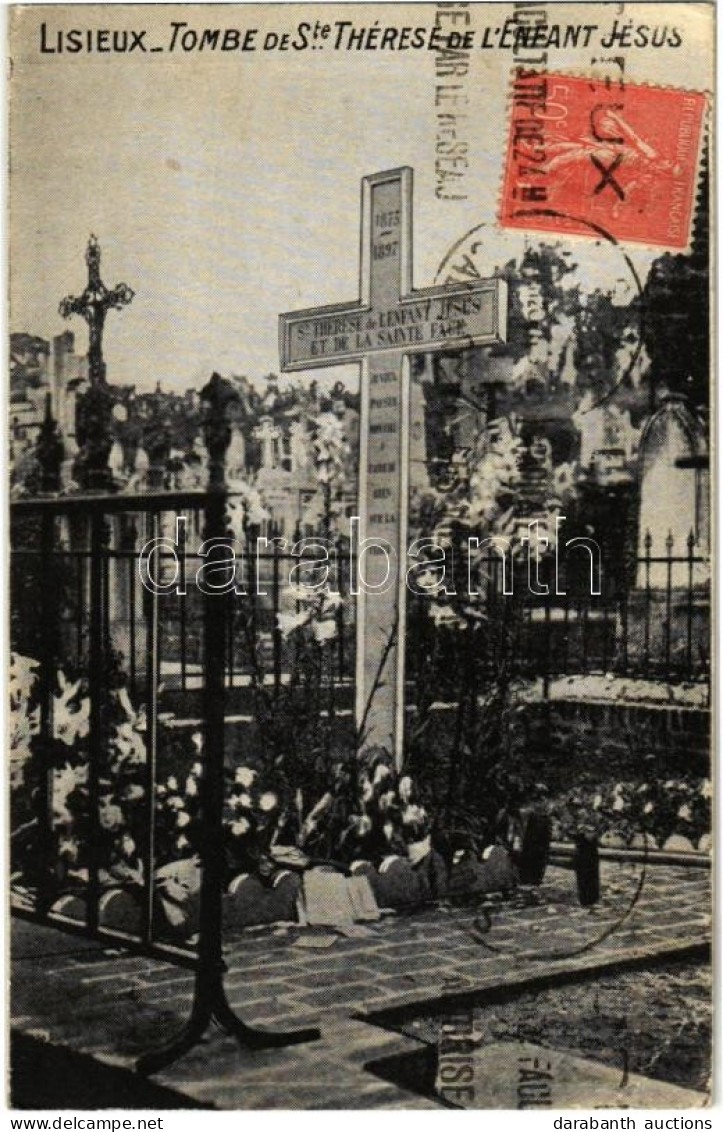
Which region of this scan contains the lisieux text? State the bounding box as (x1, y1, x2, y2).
(38, 19, 684, 55)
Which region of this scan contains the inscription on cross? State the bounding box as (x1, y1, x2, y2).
(280, 168, 507, 766)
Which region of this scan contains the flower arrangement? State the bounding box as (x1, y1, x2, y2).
(9, 651, 203, 895)
(309, 747, 433, 866)
(276, 585, 341, 645)
(154, 732, 204, 864)
(223, 764, 283, 876)
(550, 777, 711, 850)
(9, 652, 40, 792)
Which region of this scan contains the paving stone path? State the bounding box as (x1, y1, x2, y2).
(11, 862, 710, 1109)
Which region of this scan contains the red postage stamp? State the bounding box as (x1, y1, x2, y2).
(499, 72, 707, 250)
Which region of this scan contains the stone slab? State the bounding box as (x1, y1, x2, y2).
(439, 1041, 707, 1110)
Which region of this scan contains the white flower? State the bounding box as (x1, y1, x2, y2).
(312, 618, 338, 644)
(379, 791, 396, 812)
(192, 762, 203, 778)
(373, 763, 391, 786)
(167, 776, 179, 791)
(185, 776, 198, 797)
(592, 794, 602, 810)
(612, 796, 625, 812)
(361, 777, 373, 803)
(701, 780, 712, 799)
(399, 776, 413, 803)
(125, 784, 144, 802)
(116, 687, 135, 723)
(277, 611, 310, 637)
(428, 604, 461, 629)
(259, 792, 278, 812)
(99, 802, 124, 831)
(121, 834, 136, 858)
(644, 802, 654, 814)
(167, 795, 184, 810)
(177, 811, 191, 828)
(9, 653, 39, 707)
(53, 698, 90, 747)
(383, 821, 394, 842)
(235, 767, 256, 788)
(58, 836, 78, 862)
(677, 804, 692, 821)
(238, 793, 252, 809)
(176, 834, 189, 851)
(231, 818, 250, 836)
(403, 804, 426, 825)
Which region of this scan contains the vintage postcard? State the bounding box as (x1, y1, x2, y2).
(8, 1, 713, 1112)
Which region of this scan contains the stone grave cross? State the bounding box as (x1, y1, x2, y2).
(280, 167, 507, 767)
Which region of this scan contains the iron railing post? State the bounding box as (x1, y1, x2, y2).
(137, 373, 320, 1075)
(643, 530, 652, 671)
(141, 513, 160, 946)
(86, 509, 105, 935)
(664, 530, 674, 677)
(686, 529, 695, 677)
(36, 510, 57, 917)
(272, 527, 282, 697)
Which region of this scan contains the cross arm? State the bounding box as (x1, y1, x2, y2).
(58, 281, 135, 321)
(59, 293, 89, 320)
(106, 281, 135, 309)
(280, 277, 508, 372)
(280, 299, 366, 372)
(399, 277, 508, 353)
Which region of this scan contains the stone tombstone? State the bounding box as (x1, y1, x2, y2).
(628, 393, 709, 672)
(636, 394, 709, 586)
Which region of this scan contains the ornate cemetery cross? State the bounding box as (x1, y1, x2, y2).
(280, 168, 507, 767)
(59, 235, 134, 490)
(59, 234, 135, 387)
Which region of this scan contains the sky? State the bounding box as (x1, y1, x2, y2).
(9, 3, 712, 393)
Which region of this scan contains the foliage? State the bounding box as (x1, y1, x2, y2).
(215, 745, 432, 868)
(403, 412, 554, 847)
(154, 734, 204, 866)
(550, 777, 711, 849)
(9, 652, 40, 791)
(641, 155, 709, 409)
(300, 406, 353, 535)
(225, 477, 270, 539)
(9, 651, 200, 892)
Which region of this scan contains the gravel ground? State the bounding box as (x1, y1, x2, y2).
(400, 961, 711, 1094)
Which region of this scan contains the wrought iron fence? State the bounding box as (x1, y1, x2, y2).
(10, 488, 320, 1074)
(158, 527, 356, 697)
(9, 473, 709, 1072)
(404, 531, 711, 699)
